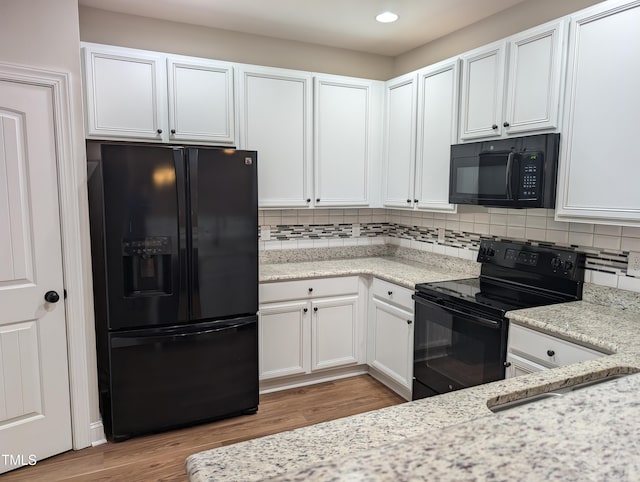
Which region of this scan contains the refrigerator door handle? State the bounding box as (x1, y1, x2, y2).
(187, 147, 201, 319)
(173, 148, 189, 321)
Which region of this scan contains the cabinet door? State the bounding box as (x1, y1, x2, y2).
(82, 44, 167, 141)
(459, 41, 505, 140)
(314, 76, 382, 207)
(311, 296, 360, 371)
(368, 298, 413, 389)
(414, 59, 458, 213)
(383, 73, 417, 208)
(556, 0, 640, 226)
(237, 66, 313, 208)
(167, 56, 234, 144)
(505, 353, 547, 379)
(258, 301, 310, 380)
(503, 20, 566, 135)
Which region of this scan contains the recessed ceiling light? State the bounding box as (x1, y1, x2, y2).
(376, 11, 398, 23)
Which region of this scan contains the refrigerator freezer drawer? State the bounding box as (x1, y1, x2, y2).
(103, 316, 258, 440)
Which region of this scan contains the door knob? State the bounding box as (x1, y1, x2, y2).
(44, 291, 60, 303)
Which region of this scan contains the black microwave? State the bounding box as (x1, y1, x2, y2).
(449, 133, 560, 208)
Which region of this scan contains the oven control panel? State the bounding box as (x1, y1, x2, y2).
(477, 240, 584, 280)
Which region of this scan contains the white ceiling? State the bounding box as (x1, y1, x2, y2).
(78, 0, 529, 56)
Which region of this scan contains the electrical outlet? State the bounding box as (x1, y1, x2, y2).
(438, 227, 445, 243)
(628, 251, 640, 277)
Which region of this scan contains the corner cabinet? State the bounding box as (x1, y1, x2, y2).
(237, 65, 314, 208)
(81, 43, 235, 145)
(555, 0, 640, 227)
(383, 60, 458, 213)
(313, 75, 383, 207)
(505, 323, 604, 379)
(258, 277, 367, 391)
(459, 19, 566, 140)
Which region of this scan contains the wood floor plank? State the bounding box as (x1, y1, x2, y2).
(3, 375, 404, 481)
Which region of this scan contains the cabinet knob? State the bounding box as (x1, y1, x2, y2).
(306, 198, 311, 203)
(313, 307, 318, 312)
(406, 199, 411, 203)
(414, 199, 418, 203)
(504, 361, 512, 367)
(316, 198, 320, 203)
(547, 350, 555, 357)
(387, 290, 393, 296)
(407, 319, 412, 325)
(170, 128, 176, 134)
(491, 124, 498, 130)
(308, 287, 313, 293)
(303, 308, 308, 313)
(156, 128, 163, 134)
(503, 122, 510, 128)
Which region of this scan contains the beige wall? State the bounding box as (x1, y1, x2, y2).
(393, 0, 605, 77)
(79, 6, 394, 80)
(0, 0, 101, 444)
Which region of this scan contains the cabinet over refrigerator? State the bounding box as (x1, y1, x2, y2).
(87, 142, 258, 440)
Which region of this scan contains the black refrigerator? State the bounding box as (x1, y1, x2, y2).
(87, 141, 259, 441)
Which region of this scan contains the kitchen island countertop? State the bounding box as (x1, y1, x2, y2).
(186, 252, 640, 481)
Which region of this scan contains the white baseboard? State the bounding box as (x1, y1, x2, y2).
(89, 421, 107, 447)
(259, 365, 368, 394)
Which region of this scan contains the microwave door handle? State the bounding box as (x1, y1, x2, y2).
(505, 152, 515, 200)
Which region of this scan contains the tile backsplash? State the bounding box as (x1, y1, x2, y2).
(258, 207, 640, 293)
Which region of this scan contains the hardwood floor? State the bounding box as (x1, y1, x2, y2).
(4, 375, 405, 481)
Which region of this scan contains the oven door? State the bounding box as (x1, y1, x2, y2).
(449, 149, 520, 205)
(412, 294, 508, 400)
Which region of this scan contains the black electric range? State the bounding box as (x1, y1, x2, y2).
(412, 239, 585, 400)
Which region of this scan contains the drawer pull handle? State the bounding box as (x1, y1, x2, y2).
(547, 350, 555, 357)
(388, 291, 393, 296)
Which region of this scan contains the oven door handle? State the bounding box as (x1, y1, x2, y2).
(414, 296, 501, 329)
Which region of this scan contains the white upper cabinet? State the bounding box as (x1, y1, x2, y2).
(556, 0, 640, 226)
(237, 65, 313, 208)
(314, 75, 383, 207)
(414, 59, 459, 212)
(383, 72, 418, 209)
(83, 44, 167, 141)
(383, 61, 458, 213)
(82, 43, 235, 145)
(459, 20, 566, 141)
(166, 55, 234, 144)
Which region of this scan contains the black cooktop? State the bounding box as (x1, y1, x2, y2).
(414, 240, 585, 318)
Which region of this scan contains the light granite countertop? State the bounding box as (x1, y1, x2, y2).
(186, 250, 640, 482)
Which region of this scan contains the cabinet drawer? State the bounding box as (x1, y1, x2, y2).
(260, 277, 359, 304)
(371, 278, 414, 312)
(508, 324, 604, 368)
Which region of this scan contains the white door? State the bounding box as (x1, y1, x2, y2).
(237, 66, 313, 208)
(167, 56, 235, 144)
(0, 80, 72, 474)
(314, 75, 375, 207)
(82, 44, 167, 141)
(383, 73, 417, 209)
(459, 41, 505, 140)
(311, 296, 359, 371)
(503, 20, 565, 135)
(258, 301, 310, 380)
(369, 298, 413, 389)
(414, 59, 459, 213)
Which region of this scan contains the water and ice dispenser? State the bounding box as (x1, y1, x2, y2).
(121, 237, 172, 297)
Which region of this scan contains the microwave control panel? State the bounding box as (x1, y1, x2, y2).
(517, 152, 543, 199)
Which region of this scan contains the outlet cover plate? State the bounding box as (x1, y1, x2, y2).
(628, 251, 640, 277)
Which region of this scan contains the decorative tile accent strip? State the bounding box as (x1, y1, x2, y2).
(259, 221, 638, 292)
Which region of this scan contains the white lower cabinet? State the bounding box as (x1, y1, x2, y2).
(367, 278, 414, 400)
(505, 323, 605, 379)
(258, 277, 366, 390)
